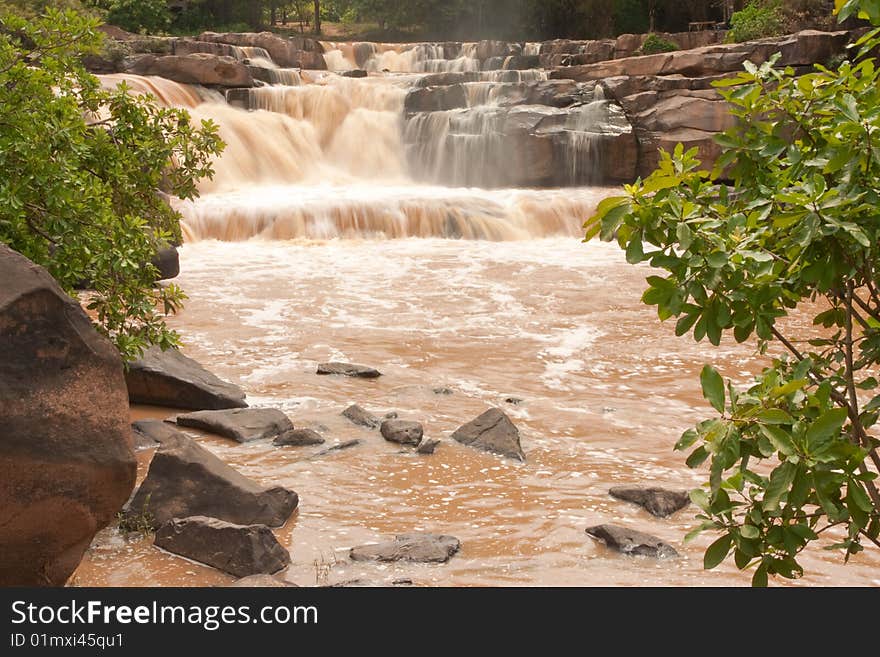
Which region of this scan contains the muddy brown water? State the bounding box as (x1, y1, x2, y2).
(73, 238, 880, 587)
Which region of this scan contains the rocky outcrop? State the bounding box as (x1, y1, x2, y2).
(317, 362, 382, 378)
(380, 420, 424, 446)
(155, 516, 290, 578)
(451, 408, 525, 461)
(125, 434, 298, 529)
(609, 486, 690, 517)
(585, 524, 678, 559)
(0, 245, 136, 586)
(176, 408, 295, 443)
(273, 428, 325, 447)
(125, 346, 247, 410)
(350, 534, 461, 563)
(405, 84, 468, 112)
(341, 404, 381, 428)
(126, 53, 255, 87)
(131, 419, 186, 450)
(196, 31, 326, 69)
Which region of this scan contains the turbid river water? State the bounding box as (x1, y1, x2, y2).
(75, 40, 880, 587)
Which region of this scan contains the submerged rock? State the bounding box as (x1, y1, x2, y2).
(350, 534, 461, 563)
(317, 362, 382, 378)
(176, 407, 294, 443)
(585, 524, 678, 559)
(433, 387, 454, 395)
(273, 428, 325, 447)
(417, 439, 440, 455)
(227, 574, 299, 587)
(609, 486, 690, 518)
(0, 245, 136, 586)
(155, 516, 290, 578)
(380, 420, 424, 446)
(313, 439, 362, 457)
(131, 419, 187, 450)
(124, 434, 298, 529)
(125, 346, 248, 410)
(342, 404, 381, 429)
(451, 408, 526, 461)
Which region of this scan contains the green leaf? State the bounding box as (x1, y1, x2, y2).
(741, 524, 759, 539)
(700, 365, 725, 413)
(758, 408, 794, 425)
(805, 408, 848, 448)
(763, 461, 797, 511)
(751, 563, 768, 587)
(704, 534, 732, 570)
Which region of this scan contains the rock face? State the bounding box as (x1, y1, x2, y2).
(380, 420, 424, 446)
(273, 428, 325, 447)
(126, 53, 255, 87)
(0, 245, 136, 586)
(196, 31, 326, 69)
(125, 434, 298, 529)
(317, 362, 382, 378)
(125, 346, 248, 410)
(609, 486, 690, 517)
(155, 516, 290, 578)
(451, 408, 526, 461)
(176, 408, 294, 443)
(342, 404, 381, 428)
(350, 534, 461, 563)
(131, 419, 186, 450)
(585, 524, 678, 558)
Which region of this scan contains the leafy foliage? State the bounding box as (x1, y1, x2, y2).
(105, 0, 171, 34)
(640, 33, 679, 54)
(729, 1, 786, 42)
(586, 5, 880, 584)
(0, 8, 223, 361)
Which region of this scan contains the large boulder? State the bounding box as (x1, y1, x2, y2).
(451, 408, 526, 461)
(0, 245, 136, 586)
(380, 420, 424, 446)
(125, 346, 247, 410)
(350, 534, 461, 563)
(176, 407, 295, 443)
(155, 516, 290, 578)
(126, 53, 255, 87)
(124, 434, 298, 529)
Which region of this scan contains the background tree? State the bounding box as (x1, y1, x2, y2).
(585, 0, 880, 584)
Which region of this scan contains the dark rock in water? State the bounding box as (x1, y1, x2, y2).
(314, 439, 362, 457)
(176, 408, 294, 443)
(609, 486, 690, 517)
(132, 419, 187, 450)
(380, 420, 424, 446)
(124, 434, 298, 529)
(273, 428, 325, 447)
(340, 69, 368, 78)
(417, 439, 440, 455)
(433, 387, 454, 395)
(504, 397, 524, 405)
(384, 411, 398, 419)
(227, 574, 298, 587)
(155, 516, 290, 578)
(350, 534, 461, 563)
(125, 346, 248, 410)
(342, 404, 381, 428)
(317, 362, 382, 378)
(392, 578, 414, 586)
(0, 245, 136, 586)
(451, 408, 526, 461)
(585, 524, 678, 559)
(151, 246, 179, 281)
(330, 577, 417, 587)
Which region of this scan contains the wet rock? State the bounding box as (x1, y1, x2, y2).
(125, 346, 248, 410)
(405, 84, 467, 112)
(380, 420, 424, 446)
(342, 404, 381, 428)
(131, 419, 186, 450)
(125, 434, 298, 529)
(197, 31, 327, 69)
(415, 71, 480, 88)
(177, 407, 294, 443)
(417, 439, 440, 455)
(151, 246, 179, 281)
(392, 578, 415, 586)
(350, 534, 461, 563)
(226, 574, 299, 587)
(433, 387, 454, 395)
(317, 362, 382, 378)
(0, 245, 136, 586)
(155, 516, 290, 578)
(451, 408, 526, 461)
(126, 53, 255, 87)
(314, 439, 362, 457)
(585, 524, 678, 559)
(273, 428, 325, 447)
(504, 397, 523, 405)
(384, 411, 398, 419)
(340, 69, 368, 78)
(609, 486, 690, 518)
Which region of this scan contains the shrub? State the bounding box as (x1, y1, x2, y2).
(640, 33, 679, 55)
(106, 0, 170, 35)
(728, 0, 785, 42)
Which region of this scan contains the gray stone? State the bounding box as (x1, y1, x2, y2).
(314, 439, 362, 457)
(131, 419, 186, 450)
(317, 362, 382, 378)
(273, 428, 325, 447)
(342, 404, 381, 428)
(155, 516, 290, 578)
(609, 486, 690, 517)
(451, 408, 526, 461)
(380, 420, 424, 446)
(585, 524, 678, 558)
(350, 534, 461, 563)
(177, 408, 293, 443)
(417, 439, 440, 455)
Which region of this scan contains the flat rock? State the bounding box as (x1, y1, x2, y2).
(451, 408, 526, 461)
(317, 362, 382, 378)
(227, 574, 298, 587)
(417, 439, 440, 455)
(380, 420, 424, 446)
(131, 419, 187, 450)
(127, 52, 255, 87)
(124, 434, 298, 529)
(313, 439, 362, 457)
(155, 516, 290, 578)
(177, 408, 293, 443)
(609, 486, 690, 517)
(342, 404, 381, 428)
(273, 428, 325, 447)
(350, 534, 461, 563)
(125, 346, 247, 410)
(585, 524, 678, 559)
